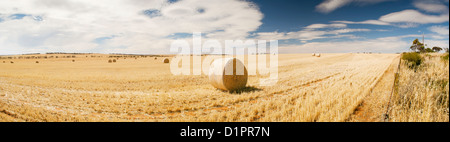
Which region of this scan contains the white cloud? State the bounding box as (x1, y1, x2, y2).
(333, 20, 390, 25)
(305, 23, 347, 29)
(0, 0, 263, 54)
(336, 9, 449, 27)
(413, 0, 449, 13)
(424, 39, 450, 48)
(428, 25, 449, 36)
(316, 0, 392, 14)
(379, 9, 449, 24)
(331, 0, 449, 27)
(316, 0, 352, 13)
(255, 32, 291, 40)
(279, 35, 422, 53)
(255, 27, 371, 42)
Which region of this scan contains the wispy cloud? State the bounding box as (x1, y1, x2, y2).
(279, 34, 423, 53)
(333, 20, 390, 26)
(379, 9, 449, 24)
(330, 0, 449, 28)
(316, 0, 392, 14)
(428, 25, 449, 36)
(304, 23, 347, 29)
(256, 24, 371, 42)
(413, 0, 449, 13)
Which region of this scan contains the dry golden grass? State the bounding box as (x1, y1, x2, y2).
(1, 53, 433, 122)
(388, 53, 449, 122)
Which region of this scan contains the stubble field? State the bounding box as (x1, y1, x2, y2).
(0, 53, 413, 122)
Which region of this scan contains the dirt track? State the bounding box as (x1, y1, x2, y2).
(348, 56, 400, 122)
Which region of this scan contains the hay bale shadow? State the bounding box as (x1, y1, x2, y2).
(229, 86, 262, 94)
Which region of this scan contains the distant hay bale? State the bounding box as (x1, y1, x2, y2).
(154, 57, 157, 60)
(2, 61, 5, 63)
(163, 58, 169, 63)
(312, 53, 316, 56)
(113, 59, 117, 63)
(36, 61, 39, 64)
(72, 60, 75, 62)
(316, 54, 321, 57)
(10, 61, 14, 64)
(108, 59, 112, 63)
(209, 58, 248, 91)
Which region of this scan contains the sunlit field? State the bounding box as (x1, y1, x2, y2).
(0, 53, 447, 122)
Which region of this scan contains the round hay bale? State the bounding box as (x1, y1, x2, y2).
(10, 61, 14, 64)
(72, 60, 75, 62)
(36, 61, 39, 64)
(163, 58, 169, 63)
(312, 53, 315, 56)
(3, 61, 5, 63)
(209, 58, 248, 91)
(113, 59, 117, 63)
(316, 54, 321, 57)
(154, 57, 157, 60)
(108, 59, 112, 63)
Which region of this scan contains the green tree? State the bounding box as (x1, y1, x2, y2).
(410, 39, 424, 52)
(425, 48, 434, 53)
(432, 46, 443, 52)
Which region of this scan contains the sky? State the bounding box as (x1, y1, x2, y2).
(0, 0, 449, 55)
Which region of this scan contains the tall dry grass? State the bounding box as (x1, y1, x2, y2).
(388, 53, 449, 122)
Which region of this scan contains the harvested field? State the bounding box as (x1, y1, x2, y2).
(0, 53, 405, 121)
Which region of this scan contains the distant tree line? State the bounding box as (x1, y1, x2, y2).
(46, 52, 95, 55)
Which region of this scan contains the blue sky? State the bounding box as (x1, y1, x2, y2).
(251, 0, 449, 53)
(0, 0, 448, 55)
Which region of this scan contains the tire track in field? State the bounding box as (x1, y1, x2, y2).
(347, 56, 400, 122)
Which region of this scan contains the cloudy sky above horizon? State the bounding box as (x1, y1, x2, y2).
(0, 0, 449, 55)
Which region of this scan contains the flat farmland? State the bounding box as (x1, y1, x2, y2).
(0, 53, 400, 122)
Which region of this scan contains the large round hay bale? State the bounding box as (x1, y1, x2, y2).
(36, 61, 39, 64)
(163, 58, 169, 63)
(316, 54, 321, 57)
(312, 53, 315, 56)
(209, 58, 248, 91)
(108, 59, 112, 63)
